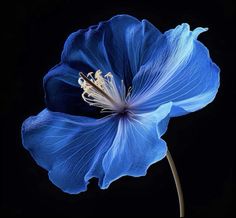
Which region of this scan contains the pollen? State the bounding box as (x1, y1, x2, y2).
(78, 70, 129, 113)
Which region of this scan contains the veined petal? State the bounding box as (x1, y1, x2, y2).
(21, 109, 118, 194)
(130, 24, 220, 116)
(101, 102, 172, 188)
(61, 14, 162, 87)
(21, 103, 172, 193)
(43, 15, 163, 115)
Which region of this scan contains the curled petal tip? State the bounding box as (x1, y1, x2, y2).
(192, 27, 208, 38)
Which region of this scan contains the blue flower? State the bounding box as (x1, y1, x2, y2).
(21, 15, 220, 194)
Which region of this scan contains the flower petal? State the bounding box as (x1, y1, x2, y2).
(61, 14, 162, 86)
(21, 109, 118, 194)
(21, 102, 172, 193)
(101, 102, 172, 188)
(43, 15, 162, 115)
(130, 24, 220, 116)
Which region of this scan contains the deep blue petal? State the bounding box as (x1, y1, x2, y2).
(61, 14, 162, 86)
(101, 103, 172, 188)
(43, 63, 101, 117)
(130, 24, 220, 116)
(21, 109, 118, 194)
(43, 15, 162, 115)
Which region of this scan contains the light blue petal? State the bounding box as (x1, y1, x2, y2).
(101, 102, 172, 189)
(21, 109, 118, 194)
(129, 23, 220, 116)
(22, 104, 172, 193)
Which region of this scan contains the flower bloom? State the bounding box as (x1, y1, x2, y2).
(21, 15, 220, 194)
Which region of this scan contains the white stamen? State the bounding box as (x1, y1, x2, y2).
(78, 70, 130, 113)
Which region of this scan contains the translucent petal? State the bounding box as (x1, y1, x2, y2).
(21, 103, 172, 193)
(21, 109, 118, 194)
(130, 23, 220, 116)
(101, 102, 172, 188)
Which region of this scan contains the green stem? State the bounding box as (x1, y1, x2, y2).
(166, 150, 185, 217)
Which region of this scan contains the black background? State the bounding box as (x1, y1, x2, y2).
(2, 0, 235, 217)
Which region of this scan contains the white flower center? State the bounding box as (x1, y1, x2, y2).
(78, 70, 131, 114)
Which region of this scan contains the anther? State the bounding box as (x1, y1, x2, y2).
(78, 70, 129, 113)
